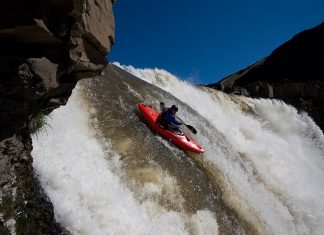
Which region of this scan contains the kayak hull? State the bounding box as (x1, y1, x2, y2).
(138, 103, 204, 154)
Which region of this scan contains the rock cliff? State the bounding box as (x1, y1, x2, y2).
(208, 22, 324, 131)
(0, 0, 115, 233)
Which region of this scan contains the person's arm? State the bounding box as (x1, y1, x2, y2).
(169, 115, 183, 126)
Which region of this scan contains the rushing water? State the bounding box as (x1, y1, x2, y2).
(32, 63, 324, 235)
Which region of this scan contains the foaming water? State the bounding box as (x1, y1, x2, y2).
(115, 63, 324, 234)
(32, 85, 219, 235)
(32, 62, 324, 235)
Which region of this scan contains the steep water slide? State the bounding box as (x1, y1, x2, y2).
(32, 64, 324, 234)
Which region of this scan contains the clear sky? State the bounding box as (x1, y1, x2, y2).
(108, 1, 324, 84)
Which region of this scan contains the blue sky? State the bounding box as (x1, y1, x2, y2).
(108, 1, 324, 84)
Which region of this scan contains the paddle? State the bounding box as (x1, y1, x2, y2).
(176, 115, 197, 134)
(160, 101, 197, 134)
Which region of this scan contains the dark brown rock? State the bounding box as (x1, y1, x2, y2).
(0, 131, 67, 234)
(0, 0, 115, 233)
(0, 0, 115, 140)
(208, 23, 324, 131)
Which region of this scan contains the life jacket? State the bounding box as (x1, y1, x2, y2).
(157, 108, 170, 127)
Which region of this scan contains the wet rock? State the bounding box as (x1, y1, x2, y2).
(0, 0, 115, 233)
(0, 132, 67, 234)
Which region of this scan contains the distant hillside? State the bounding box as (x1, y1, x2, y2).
(208, 22, 324, 131)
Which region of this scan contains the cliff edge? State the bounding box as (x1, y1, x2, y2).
(0, 0, 115, 233)
(208, 22, 324, 131)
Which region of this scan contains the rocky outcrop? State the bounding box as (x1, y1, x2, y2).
(0, 0, 115, 233)
(208, 22, 324, 131)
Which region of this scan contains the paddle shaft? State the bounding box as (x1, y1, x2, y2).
(175, 115, 197, 134)
(160, 102, 197, 134)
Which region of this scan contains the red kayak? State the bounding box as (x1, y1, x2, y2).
(138, 103, 204, 154)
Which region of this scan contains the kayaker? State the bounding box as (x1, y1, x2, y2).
(158, 102, 183, 134)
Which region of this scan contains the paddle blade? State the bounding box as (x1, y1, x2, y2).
(185, 124, 197, 134)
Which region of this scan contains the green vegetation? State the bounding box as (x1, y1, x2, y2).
(29, 108, 52, 136)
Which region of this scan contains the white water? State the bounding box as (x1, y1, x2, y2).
(114, 62, 324, 234)
(32, 86, 218, 235)
(31, 62, 324, 234)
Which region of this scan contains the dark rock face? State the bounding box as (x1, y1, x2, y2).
(208, 23, 324, 131)
(0, 0, 115, 140)
(0, 133, 67, 234)
(0, 0, 115, 233)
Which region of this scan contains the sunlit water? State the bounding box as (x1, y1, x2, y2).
(32, 63, 324, 235)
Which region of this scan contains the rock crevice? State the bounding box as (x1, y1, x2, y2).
(0, 0, 115, 233)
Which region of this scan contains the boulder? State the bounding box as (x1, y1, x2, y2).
(0, 0, 115, 233)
